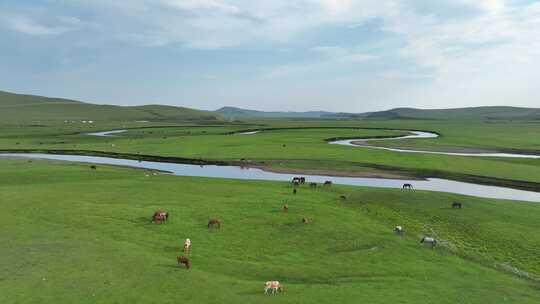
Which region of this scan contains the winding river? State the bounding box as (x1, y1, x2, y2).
(329, 131, 540, 159)
(2, 153, 540, 202)
(86, 128, 540, 159)
(86, 129, 128, 137)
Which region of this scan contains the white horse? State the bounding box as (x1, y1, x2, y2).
(420, 237, 437, 247)
(184, 238, 191, 253)
(264, 281, 283, 295)
(394, 226, 404, 234)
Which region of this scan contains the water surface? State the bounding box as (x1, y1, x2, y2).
(2, 153, 539, 202)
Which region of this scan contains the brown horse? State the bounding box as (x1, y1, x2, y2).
(151, 210, 168, 223)
(177, 256, 190, 269)
(208, 218, 222, 228)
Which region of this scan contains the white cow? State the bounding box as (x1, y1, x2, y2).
(184, 238, 191, 253)
(420, 237, 437, 247)
(264, 281, 283, 295)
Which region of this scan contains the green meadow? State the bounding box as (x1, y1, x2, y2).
(2, 120, 540, 188)
(1, 157, 540, 303)
(2, 91, 540, 303)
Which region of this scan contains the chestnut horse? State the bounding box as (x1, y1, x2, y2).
(177, 256, 190, 269)
(151, 210, 168, 223)
(208, 218, 222, 228)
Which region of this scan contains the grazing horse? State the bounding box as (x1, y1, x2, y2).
(151, 211, 168, 223)
(452, 201, 462, 209)
(183, 238, 191, 253)
(324, 181, 332, 187)
(309, 182, 317, 188)
(208, 218, 222, 229)
(340, 195, 347, 200)
(402, 183, 413, 190)
(283, 203, 289, 212)
(302, 217, 309, 224)
(264, 281, 283, 295)
(394, 225, 404, 234)
(420, 237, 437, 247)
(177, 256, 190, 269)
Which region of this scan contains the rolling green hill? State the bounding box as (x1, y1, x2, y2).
(0, 91, 221, 123)
(216, 106, 337, 118)
(366, 106, 540, 120)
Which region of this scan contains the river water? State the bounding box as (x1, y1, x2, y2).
(329, 131, 540, 159)
(2, 153, 539, 202)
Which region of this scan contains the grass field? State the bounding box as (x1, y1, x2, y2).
(2, 120, 540, 189)
(3, 97, 540, 303)
(1, 157, 540, 303)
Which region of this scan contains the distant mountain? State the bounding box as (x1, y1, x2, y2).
(218, 105, 540, 120)
(4, 90, 538, 122)
(216, 106, 351, 118)
(0, 90, 221, 122)
(365, 106, 540, 120)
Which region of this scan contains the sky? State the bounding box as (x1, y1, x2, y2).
(1, 0, 539, 112)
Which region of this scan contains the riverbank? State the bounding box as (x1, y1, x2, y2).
(2, 150, 540, 202)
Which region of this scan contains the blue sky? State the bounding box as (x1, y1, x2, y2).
(1, 0, 539, 112)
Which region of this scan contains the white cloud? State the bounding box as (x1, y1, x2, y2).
(6, 15, 75, 35)
(2, 0, 540, 110)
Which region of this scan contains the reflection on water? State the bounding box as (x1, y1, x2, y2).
(2, 153, 539, 202)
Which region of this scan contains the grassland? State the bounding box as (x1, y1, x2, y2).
(0, 91, 221, 123)
(1, 157, 540, 303)
(3, 91, 540, 303)
(2, 121, 540, 191)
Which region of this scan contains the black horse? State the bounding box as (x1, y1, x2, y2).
(402, 183, 413, 190)
(452, 201, 462, 209)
